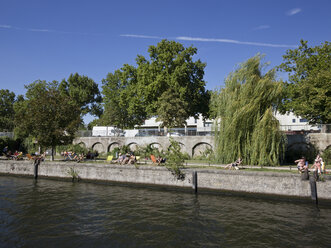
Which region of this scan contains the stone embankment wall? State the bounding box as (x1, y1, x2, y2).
(1, 161, 330, 201)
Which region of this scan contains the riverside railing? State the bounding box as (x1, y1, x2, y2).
(78, 124, 331, 137)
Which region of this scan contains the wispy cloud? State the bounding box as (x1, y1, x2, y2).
(120, 34, 163, 39)
(0, 24, 101, 36)
(253, 25, 270, 30)
(28, 28, 52, 32)
(122, 34, 297, 48)
(286, 8, 301, 16)
(0, 24, 12, 29)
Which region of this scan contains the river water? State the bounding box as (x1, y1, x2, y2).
(1, 176, 331, 248)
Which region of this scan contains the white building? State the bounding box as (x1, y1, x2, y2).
(274, 112, 320, 132)
(92, 112, 320, 137)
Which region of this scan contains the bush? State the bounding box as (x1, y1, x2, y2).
(194, 147, 214, 161)
(107, 145, 131, 158)
(135, 145, 163, 159)
(0, 137, 25, 154)
(165, 138, 186, 180)
(57, 144, 88, 155)
(322, 146, 331, 165)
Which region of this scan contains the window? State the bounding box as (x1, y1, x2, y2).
(204, 122, 212, 127)
(292, 119, 296, 123)
(300, 119, 308, 123)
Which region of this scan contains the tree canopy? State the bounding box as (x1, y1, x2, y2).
(14, 80, 81, 159)
(278, 40, 331, 124)
(60, 73, 102, 117)
(0, 89, 20, 131)
(211, 55, 286, 166)
(101, 65, 146, 129)
(101, 40, 210, 129)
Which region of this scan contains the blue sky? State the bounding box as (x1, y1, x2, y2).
(1, 0, 330, 121)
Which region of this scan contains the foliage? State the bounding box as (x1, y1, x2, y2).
(107, 145, 131, 158)
(165, 138, 186, 180)
(322, 146, 331, 165)
(60, 73, 102, 117)
(87, 119, 102, 130)
(0, 137, 24, 154)
(57, 144, 88, 155)
(0, 89, 21, 131)
(101, 66, 146, 129)
(211, 55, 286, 166)
(136, 40, 210, 123)
(14, 80, 81, 159)
(136, 144, 163, 159)
(278, 40, 331, 124)
(67, 167, 79, 181)
(156, 88, 188, 128)
(101, 40, 210, 129)
(194, 147, 215, 161)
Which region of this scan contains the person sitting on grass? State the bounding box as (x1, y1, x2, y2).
(157, 156, 166, 165)
(121, 153, 131, 165)
(225, 157, 243, 170)
(128, 154, 136, 165)
(295, 157, 306, 173)
(76, 153, 85, 163)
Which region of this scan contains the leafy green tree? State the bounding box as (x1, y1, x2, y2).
(101, 65, 146, 129)
(0, 89, 18, 131)
(156, 88, 188, 128)
(14, 80, 81, 160)
(278, 40, 331, 124)
(101, 40, 210, 129)
(211, 55, 286, 166)
(60, 73, 102, 117)
(136, 40, 210, 121)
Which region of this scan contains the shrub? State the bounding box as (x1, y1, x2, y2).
(165, 138, 186, 180)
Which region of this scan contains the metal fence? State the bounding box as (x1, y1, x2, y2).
(280, 124, 331, 133)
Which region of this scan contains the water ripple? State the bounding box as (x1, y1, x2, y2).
(1, 176, 331, 248)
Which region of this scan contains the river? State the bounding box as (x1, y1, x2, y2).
(1, 175, 330, 248)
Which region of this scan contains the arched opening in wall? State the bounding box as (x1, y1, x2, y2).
(285, 142, 318, 164)
(168, 142, 185, 154)
(192, 142, 213, 158)
(78, 142, 86, 148)
(321, 145, 331, 165)
(128, 142, 139, 152)
(108, 142, 120, 153)
(92, 142, 104, 154)
(150, 143, 163, 152)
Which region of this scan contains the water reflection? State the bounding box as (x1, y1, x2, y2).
(1, 176, 330, 248)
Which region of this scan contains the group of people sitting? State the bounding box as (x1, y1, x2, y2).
(61, 150, 100, 162)
(62, 151, 85, 162)
(2, 146, 24, 160)
(295, 154, 326, 174)
(114, 153, 137, 165)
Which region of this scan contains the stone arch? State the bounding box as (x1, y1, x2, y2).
(323, 145, 331, 153)
(286, 142, 310, 152)
(168, 142, 185, 153)
(127, 142, 139, 152)
(149, 143, 163, 152)
(108, 142, 120, 152)
(285, 142, 318, 164)
(92, 142, 104, 153)
(78, 142, 86, 148)
(192, 142, 213, 158)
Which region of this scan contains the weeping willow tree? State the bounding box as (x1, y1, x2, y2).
(210, 55, 286, 166)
